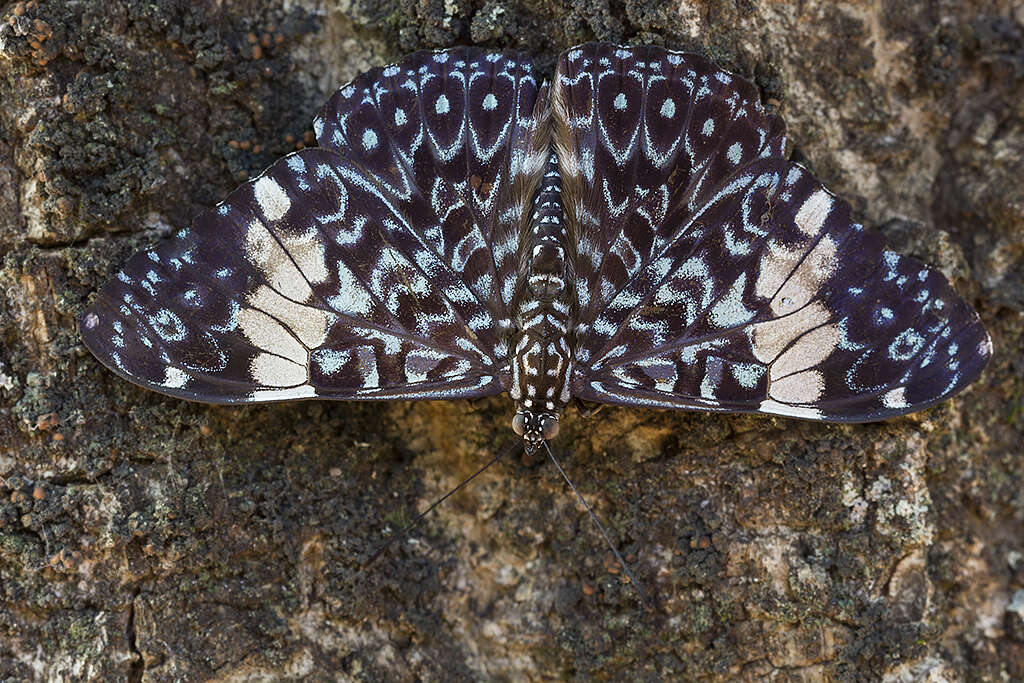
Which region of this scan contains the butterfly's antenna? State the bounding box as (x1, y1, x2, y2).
(362, 438, 520, 569)
(543, 440, 652, 611)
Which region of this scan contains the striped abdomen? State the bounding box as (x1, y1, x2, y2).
(510, 153, 573, 436)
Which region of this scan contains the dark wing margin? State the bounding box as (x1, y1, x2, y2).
(558, 43, 991, 422)
(80, 47, 544, 404)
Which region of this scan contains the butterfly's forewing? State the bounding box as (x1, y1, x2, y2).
(80, 47, 544, 404)
(557, 43, 991, 421)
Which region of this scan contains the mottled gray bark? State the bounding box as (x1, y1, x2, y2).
(1, 0, 1022, 679)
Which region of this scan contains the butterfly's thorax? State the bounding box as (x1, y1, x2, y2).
(510, 153, 573, 414)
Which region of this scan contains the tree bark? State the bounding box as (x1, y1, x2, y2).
(1, 0, 1021, 679)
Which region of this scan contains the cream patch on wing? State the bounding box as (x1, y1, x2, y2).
(770, 322, 841, 380)
(247, 285, 332, 348)
(750, 301, 832, 364)
(244, 219, 314, 302)
(793, 189, 833, 237)
(754, 239, 805, 303)
(251, 352, 308, 387)
(280, 229, 329, 286)
(237, 306, 307, 364)
(250, 385, 316, 401)
(758, 307, 842, 405)
(755, 229, 838, 315)
(253, 177, 291, 221)
(769, 236, 838, 315)
(769, 369, 825, 403)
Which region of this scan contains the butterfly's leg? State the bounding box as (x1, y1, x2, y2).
(573, 398, 605, 419)
(463, 395, 496, 414)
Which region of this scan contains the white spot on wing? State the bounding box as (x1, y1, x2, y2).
(161, 366, 189, 389)
(250, 385, 316, 401)
(362, 129, 378, 150)
(758, 399, 824, 421)
(329, 261, 374, 317)
(882, 387, 908, 409)
(727, 141, 743, 165)
(709, 273, 755, 327)
(405, 347, 449, 383)
(731, 362, 764, 389)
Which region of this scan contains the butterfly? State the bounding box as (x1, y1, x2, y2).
(79, 42, 992, 456)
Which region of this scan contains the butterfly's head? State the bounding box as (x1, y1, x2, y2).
(511, 409, 559, 452)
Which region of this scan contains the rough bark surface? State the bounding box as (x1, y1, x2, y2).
(1, 0, 1022, 680)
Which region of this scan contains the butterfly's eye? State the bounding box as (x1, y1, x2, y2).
(540, 415, 559, 439)
(512, 413, 527, 436)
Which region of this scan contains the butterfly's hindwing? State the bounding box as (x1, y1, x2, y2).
(571, 157, 991, 421)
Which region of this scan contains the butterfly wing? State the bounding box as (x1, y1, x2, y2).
(553, 43, 787, 336)
(80, 48, 544, 404)
(315, 46, 545, 316)
(556, 43, 991, 421)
